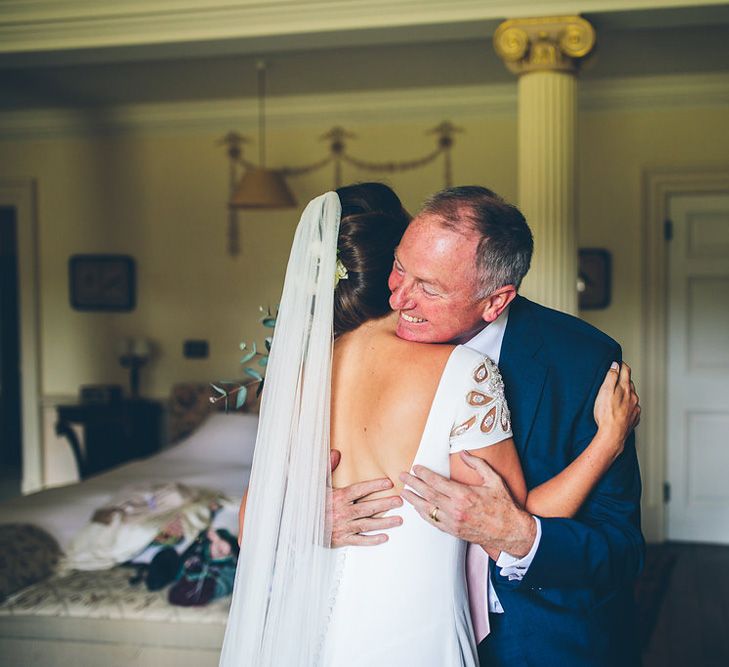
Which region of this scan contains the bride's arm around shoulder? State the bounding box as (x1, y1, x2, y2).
(447, 352, 640, 521)
(445, 352, 640, 521)
(523, 361, 640, 518)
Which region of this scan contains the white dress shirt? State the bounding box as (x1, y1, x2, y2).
(465, 306, 542, 614)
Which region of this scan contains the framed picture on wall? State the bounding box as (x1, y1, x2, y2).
(578, 248, 611, 310)
(69, 255, 136, 311)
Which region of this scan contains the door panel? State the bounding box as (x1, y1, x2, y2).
(667, 194, 729, 544)
(688, 277, 729, 368)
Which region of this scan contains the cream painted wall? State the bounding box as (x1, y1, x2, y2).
(2, 105, 728, 402)
(2, 100, 729, 528)
(0, 114, 517, 400)
(577, 106, 729, 382)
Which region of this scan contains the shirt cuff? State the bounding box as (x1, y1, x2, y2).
(496, 516, 542, 581)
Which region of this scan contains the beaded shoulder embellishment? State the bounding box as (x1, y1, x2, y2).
(450, 357, 511, 438)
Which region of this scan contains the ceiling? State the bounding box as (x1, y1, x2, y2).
(1, 1, 728, 111)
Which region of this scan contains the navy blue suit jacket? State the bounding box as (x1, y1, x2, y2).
(484, 296, 644, 666)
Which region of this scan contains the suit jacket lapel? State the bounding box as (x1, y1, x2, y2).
(499, 296, 548, 456)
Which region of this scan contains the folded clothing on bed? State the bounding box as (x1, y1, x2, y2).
(168, 529, 238, 606)
(64, 482, 235, 571)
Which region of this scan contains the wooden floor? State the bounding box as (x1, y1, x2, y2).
(644, 543, 729, 667)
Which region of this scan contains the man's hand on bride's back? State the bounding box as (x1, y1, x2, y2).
(328, 449, 404, 547)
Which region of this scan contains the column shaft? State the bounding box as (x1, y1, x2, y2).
(517, 70, 578, 314)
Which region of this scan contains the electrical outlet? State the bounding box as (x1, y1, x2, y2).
(183, 340, 208, 359)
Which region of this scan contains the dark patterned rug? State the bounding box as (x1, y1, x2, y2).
(635, 545, 678, 649)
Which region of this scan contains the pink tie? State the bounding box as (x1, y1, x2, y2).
(466, 543, 490, 643)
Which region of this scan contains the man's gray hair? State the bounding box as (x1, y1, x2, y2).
(420, 186, 534, 298)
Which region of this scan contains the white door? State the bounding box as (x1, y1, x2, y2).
(667, 193, 729, 544)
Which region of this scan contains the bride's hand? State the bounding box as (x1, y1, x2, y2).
(593, 361, 641, 459)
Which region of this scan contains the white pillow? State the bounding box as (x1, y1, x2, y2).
(165, 413, 259, 465)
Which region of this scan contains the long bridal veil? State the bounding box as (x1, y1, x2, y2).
(219, 193, 341, 666)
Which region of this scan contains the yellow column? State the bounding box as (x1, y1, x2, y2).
(494, 16, 595, 314)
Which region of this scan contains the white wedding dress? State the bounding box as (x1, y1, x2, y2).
(320, 345, 513, 667)
(218, 194, 513, 667)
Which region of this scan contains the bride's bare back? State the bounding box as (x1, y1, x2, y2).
(331, 312, 454, 500)
(325, 312, 520, 667)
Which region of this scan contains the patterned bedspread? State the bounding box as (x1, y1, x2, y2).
(0, 566, 230, 623)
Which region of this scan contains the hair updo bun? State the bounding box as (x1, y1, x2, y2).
(334, 183, 410, 337)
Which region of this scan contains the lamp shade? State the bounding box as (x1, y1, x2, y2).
(230, 167, 296, 209)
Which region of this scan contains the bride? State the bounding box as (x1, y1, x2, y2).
(219, 185, 639, 666)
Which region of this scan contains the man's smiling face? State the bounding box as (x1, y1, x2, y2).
(387, 214, 489, 344)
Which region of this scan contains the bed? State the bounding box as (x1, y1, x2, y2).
(0, 412, 258, 667)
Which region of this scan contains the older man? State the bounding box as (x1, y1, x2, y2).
(331, 186, 644, 666)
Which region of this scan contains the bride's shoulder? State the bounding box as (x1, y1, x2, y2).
(445, 346, 504, 389)
(353, 335, 456, 390)
(390, 342, 502, 398)
(382, 338, 497, 377)
(392, 337, 456, 369)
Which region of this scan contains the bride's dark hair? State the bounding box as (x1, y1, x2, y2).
(334, 183, 411, 337)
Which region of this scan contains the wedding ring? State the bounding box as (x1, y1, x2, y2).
(429, 506, 440, 523)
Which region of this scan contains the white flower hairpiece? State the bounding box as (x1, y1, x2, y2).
(334, 251, 349, 288)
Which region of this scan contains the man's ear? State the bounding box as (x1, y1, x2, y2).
(480, 285, 517, 323)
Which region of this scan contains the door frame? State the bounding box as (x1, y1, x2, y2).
(642, 166, 729, 543)
(0, 179, 43, 493)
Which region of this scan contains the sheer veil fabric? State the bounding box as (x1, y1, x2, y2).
(219, 193, 341, 666)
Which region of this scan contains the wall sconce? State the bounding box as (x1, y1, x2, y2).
(220, 60, 464, 256)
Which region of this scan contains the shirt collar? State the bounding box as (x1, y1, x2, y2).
(464, 304, 510, 363)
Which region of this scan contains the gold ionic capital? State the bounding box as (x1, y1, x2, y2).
(493, 16, 596, 76)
